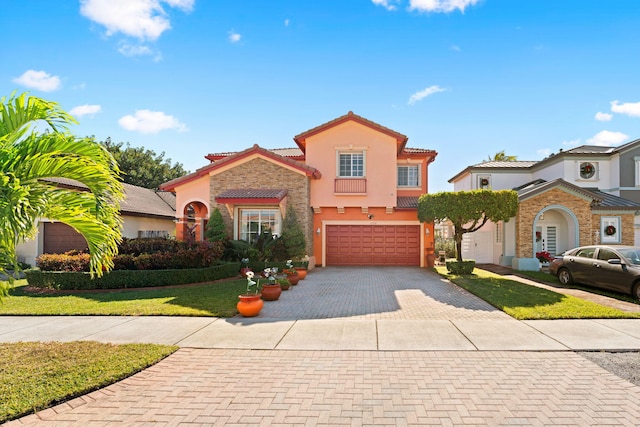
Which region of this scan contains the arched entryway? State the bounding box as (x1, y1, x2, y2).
(533, 205, 579, 257)
(176, 201, 209, 242)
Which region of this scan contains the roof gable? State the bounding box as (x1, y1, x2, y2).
(293, 111, 409, 154)
(161, 144, 321, 191)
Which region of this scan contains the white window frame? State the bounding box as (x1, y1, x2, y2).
(237, 208, 281, 242)
(477, 175, 491, 189)
(397, 165, 420, 188)
(337, 151, 365, 178)
(577, 161, 599, 181)
(634, 156, 640, 186)
(601, 216, 621, 244)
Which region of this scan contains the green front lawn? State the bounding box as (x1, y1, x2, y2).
(436, 266, 640, 320)
(1, 279, 246, 317)
(0, 341, 177, 423)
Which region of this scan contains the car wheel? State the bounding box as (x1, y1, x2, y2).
(633, 283, 640, 301)
(557, 268, 573, 285)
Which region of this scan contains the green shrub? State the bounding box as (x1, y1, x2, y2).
(25, 263, 241, 290)
(36, 241, 225, 272)
(446, 260, 476, 275)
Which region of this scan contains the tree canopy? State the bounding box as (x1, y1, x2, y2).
(0, 92, 124, 294)
(487, 150, 517, 162)
(418, 190, 518, 262)
(101, 138, 188, 189)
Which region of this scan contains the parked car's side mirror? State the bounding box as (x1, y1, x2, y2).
(607, 259, 623, 265)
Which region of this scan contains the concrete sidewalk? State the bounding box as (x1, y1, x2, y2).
(4, 315, 640, 351)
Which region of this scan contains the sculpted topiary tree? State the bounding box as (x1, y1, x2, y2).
(418, 190, 518, 262)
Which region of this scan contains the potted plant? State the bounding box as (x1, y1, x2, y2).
(283, 259, 300, 285)
(237, 271, 263, 317)
(278, 277, 291, 291)
(260, 267, 282, 301)
(294, 256, 309, 280)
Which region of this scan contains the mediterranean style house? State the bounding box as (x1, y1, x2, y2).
(160, 112, 438, 267)
(449, 139, 640, 270)
(16, 179, 176, 267)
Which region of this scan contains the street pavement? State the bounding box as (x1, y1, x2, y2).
(4, 266, 640, 426)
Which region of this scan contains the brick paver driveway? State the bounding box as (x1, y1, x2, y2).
(260, 266, 512, 320)
(8, 267, 640, 426)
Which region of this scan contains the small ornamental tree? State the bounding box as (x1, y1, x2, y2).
(204, 208, 227, 242)
(279, 206, 307, 261)
(418, 190, 518, 262)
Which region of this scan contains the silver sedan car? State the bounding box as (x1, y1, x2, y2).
(549, 245, 640, 299)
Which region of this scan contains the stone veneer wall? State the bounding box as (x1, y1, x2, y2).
(592, 213, 636, 245)
(209, 157, 313, 256)
(516, 188, 593, 258)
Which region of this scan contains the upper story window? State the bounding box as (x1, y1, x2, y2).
(634, 156, 640, 186)
(579, 162, 597, 180)
(398, 165, 420, 187)
(477, 175, 491, 189)
(338, 152, 364, 177)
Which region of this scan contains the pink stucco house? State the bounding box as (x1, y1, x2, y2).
(160, 112, 438, 267)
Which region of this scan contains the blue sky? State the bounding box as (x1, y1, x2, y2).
(2, 0, 640, 192)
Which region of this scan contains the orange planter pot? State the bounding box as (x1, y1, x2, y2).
(237, 294, 264, 317)
(294, 268, 307, 280)
(287, 274, 300, 286)
(261, 283, 282, 301)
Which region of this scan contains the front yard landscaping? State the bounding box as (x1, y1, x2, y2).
(436, 266, 640, 320)
(0, 341, 177, 423)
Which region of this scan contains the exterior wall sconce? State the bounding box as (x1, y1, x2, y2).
(425, 227, 430, 235)
(316, 228, 321, 235)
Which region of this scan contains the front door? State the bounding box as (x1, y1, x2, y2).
(536, 225, 557, 256)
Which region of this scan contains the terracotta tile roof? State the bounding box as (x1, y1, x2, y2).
(293, 111, 409, 153)
(396, 196, 419, 209)
(206, 147, 304, 161)
(161, 144, 321, 191)
(215, 188, 288, 200)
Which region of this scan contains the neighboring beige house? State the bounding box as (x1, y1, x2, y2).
(16, 178, 176, 267)
(449, 140, 640, 270)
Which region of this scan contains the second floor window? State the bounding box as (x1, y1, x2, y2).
(398, 165, 420, 187)
(339, 152, 364, 177)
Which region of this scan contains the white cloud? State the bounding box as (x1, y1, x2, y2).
(595, 112, 612, 122)
(284, 19, 290, 27)
(12, 70, 61, 92)
(450, 44, 461, 52)
(69, 104, 102, 117)
(610, 100, 640, 118)
(118, 42, 153, 56)
(80, 0, 193, 41)
(586, 130, 628, 146)
(118, 110, 188, 134)
(371, 0, 400, 11)
(229, 31, 241, 43)
(409, 0, 480, 13)
(408, 85, 446, 105)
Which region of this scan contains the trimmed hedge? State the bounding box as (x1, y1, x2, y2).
(25, 262, 241, 291)
(445, 260, 476, 275)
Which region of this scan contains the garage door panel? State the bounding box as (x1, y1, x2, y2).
(326, 224, 420, 266)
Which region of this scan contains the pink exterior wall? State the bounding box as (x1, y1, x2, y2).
(307, 121, 399, 208)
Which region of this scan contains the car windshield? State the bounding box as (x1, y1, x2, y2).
(618, 248, 640, 265)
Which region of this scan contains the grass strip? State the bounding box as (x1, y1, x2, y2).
(0, 341, 177, 423)
(1, 279, 246, 317)
(435, 266, 640, 320)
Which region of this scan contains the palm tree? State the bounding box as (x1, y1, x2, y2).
(487, 150, 517, 162)
(0, 92, 124, 294)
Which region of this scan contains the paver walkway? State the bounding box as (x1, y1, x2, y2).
(5, 266, 640, 426)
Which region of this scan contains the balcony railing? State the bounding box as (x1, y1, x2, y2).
(335, 178, 367, 194)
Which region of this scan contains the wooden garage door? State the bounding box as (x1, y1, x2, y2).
(326, 225, 420, 266)
(43, 222, 88, 254)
